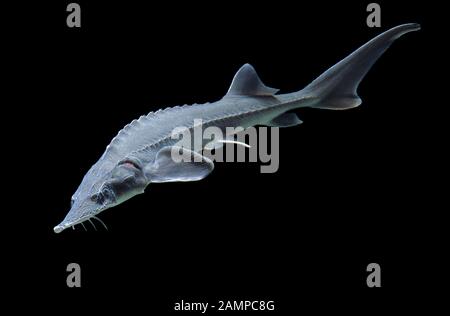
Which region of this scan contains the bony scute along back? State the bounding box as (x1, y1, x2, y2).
(53, 24, 420, 233)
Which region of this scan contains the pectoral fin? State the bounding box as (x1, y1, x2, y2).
(145, 146, 214, 183)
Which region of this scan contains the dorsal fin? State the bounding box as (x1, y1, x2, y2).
(226, 63, 279, 96)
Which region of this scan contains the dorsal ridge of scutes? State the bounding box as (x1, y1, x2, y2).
(226, 63, 279, 96)
(102, 103, 199, 160)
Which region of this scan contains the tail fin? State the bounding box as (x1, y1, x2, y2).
(303, 23, 420, 110)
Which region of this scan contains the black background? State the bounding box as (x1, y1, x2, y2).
(7, 0, 444, 314)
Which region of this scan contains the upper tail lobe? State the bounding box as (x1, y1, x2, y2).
(303, 23, 420, 110)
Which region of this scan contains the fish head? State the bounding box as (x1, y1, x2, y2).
(54, 158, 148, 233)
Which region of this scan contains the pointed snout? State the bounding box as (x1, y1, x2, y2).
(54, 199, 99, 233)
(53, 222, 70, 233)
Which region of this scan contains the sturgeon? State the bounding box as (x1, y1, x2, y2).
(54, 23, 420, 233)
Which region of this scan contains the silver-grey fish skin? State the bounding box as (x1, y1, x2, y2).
(54, 23, 420, 233)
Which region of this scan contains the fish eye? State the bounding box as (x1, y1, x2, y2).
(90, 184, 115, 205)
(90, 192, 105, 204)
(70, 198, 75, 207)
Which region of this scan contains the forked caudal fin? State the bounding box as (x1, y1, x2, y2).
(303, 23, 420, 110)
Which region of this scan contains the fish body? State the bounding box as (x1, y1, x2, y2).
(54, 23, 420, 233)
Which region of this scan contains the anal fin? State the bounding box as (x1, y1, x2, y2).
(265, 113, 302, 127)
